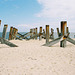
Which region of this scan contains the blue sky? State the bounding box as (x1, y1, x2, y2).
(0, 0, 75, 32)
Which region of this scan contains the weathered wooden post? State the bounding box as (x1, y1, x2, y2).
(43, 21, 75, 47)
(33, 28, 36, 39)
(46, 25, 49, 44)
(1, 25, 8, 44)
(43, 29, 45, 39)
(50, 28, 54, 39)
(60, 21, 67, 47)
(66, 27, 70, 37)
(35, 28, 37, 39)
(2, 25, 8, 39)
(12, 28, 14, 39)
(9, 27, 13, 40)
(14, 28, 18, 39)
(57, 28, 60, 37)
(32, 29, 34, 39)
(30, 29, 32, 33)
(30, 29, 32, 38)
(61, 21, 67, 37)
(39, 27, 42, 40)
(0, 20, 1, 26)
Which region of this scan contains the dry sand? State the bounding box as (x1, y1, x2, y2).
(0, 39, 75, 75)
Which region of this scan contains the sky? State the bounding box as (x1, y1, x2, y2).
(0, 0, 75, 32)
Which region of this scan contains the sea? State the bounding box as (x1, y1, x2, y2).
(0, 32, 75, 39)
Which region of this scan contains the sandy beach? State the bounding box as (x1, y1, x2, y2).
(0, 39, 75, 75)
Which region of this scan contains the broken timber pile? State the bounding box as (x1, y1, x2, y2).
(43, 21, 75, 47)
(1, 19, 74, 48)
(0, 20, 18, 47)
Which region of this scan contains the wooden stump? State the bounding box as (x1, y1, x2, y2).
(2, 25, 8, 39)
(9, 27, 13, 40)
(46, 25, 49, 44)
(39, 27, 42, 40)
(35, 28, 37, 40)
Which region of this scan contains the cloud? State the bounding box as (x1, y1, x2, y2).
(35, 0, 75, 32)
(36, 0, 75, 20)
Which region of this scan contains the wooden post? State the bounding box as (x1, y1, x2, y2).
(14, 28, 18, 39)
(43, 29, 45, 39)
(32, 29, 34, 39)
(57, 28, 60, 37)
(35, 28, 37, 39)
(9, 27, 13, 40)
(30, 29, 32, 33)
(61, 21, 67, 37)
(60, 21, 67, 47)
(30, 29, 32, 38)
(1, 25, 8, 44)
(12, 28, 14, 39)
(50, 28, 54, 39)
(39, 27, 42, 40)
(66, 27, 70, 37)
(13, 28, 16, 39)
(12, 28, 18, 40)
(0, 20, 1, 26)
(33, 28, 36, 39)
(2, 25, 8, 39)
(46, 25, 49, 44)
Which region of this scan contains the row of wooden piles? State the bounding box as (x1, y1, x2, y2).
(0, 20, 75, 47)
(0, 20, 18, 47)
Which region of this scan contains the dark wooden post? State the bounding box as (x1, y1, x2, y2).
(12, 28, 15, 39)
(1, 25, 8, 44)
(13, 28, 16, 39)
(9, 27, 13, 40)
(43, 29, 45, 39)
(35, 28, 37, 39)
(66, 27, 70, 37)
(46, 25, 49, 44)
(33, 28, 36, 39)
(30, 29, 32, 33)
(57, 28, 60, 37)
(0, 20, 1, 26)
(61, 21, 67, 37)
(60, 21, 67, 47)
(14, 28, 18, 39)
(39, 27, 42, 40)
(32, 29, 34, 39)
(30, 29, 32, 38)
(50, 28, 54, 39)
(12, 28, 18, 40)
(2, 25, 8, 39)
